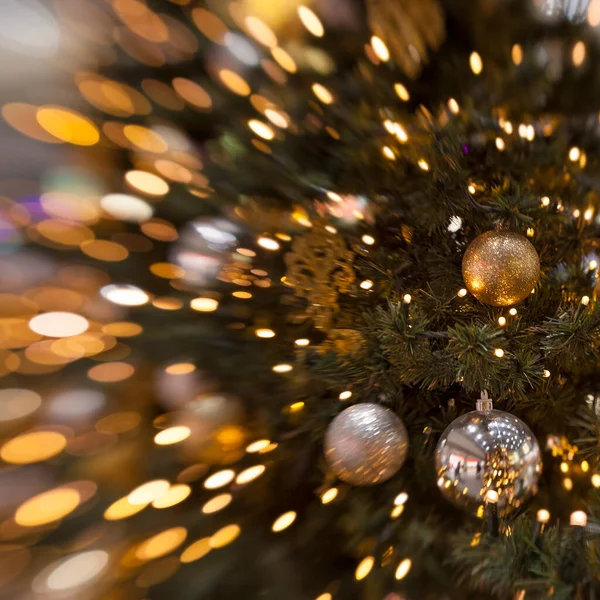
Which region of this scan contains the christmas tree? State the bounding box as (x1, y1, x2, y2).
(2, 0, 600, 598)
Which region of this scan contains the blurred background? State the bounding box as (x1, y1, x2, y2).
(3, 1, 600, 599)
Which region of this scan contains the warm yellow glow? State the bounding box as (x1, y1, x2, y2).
(104, 496, 148, 520)
(248, 119, 275, 140)
(572, 41, 586, 66)
(581, 296, 590, 306)
(527, 228, 534, 237)
(395, 558, 412, 580)
(29, 312, 88, 338)
(272, 511, 296, 532)
(509, 308, 517, 316)
(498, 316, 506, 326)
(418, 159, 430, 171)
(202, 493, 232, 514)
(468, 184, 476, 194)
(1, 431, 66, 464)
(339, 390, 352, 400)
(512, 44, 523, 65)
(295, 338, 310, 347)
(403, 293, 412, 304)
(382, 146, 396, 160)
(271, 47, 297, 73)
(15, 488, 80, 526)
(591, 474, 600, 488)
(258, 236, 280, 250)
(504, 121, 513, 134)
(469, 52, 483, 74)
(569, 146, 581, 162)
(45, 550, 109, 591)
(256, 328, 275, 338)
(327, 191, 343, 203)
(560, 462, 569, 473)
(123, 125, 168, 153)
(129, 480, 171, 505)
(581, 460, 590, 472)
(154, 426, 191, 446)
(152, 484, 191, 508)
(191, 297, 219, 312)
(495, 137, 505, 151)
(272, 363, 293, 373)
(210, 524, 241, 548)
(265, 108, 289, 129)
(246, 439, 271, 453)
(172, 77, 212, 109)
(494, 348, 505, 358)
(585, 208, 594, 221)
(355, 556, 374, 580)
(245, 16, 277, 48)
(312, 83, 334, 104)
(574, 209, 581, 218)
(570, 510, 587, 526)
(36, 107, 99, 146)
(362, 234, 375, 245)
(236, 465, 266, 484)
(536, 509, 550, 524)
(289, 401, 305, 413)
(371, 36, 390, 62)
(125, 170, 170, 196)
(448, 98, 459, 114)
(136, 527, 188, 560)
(316, 595, 332, 600)
(395, 123, 408, 142)
(458, 288, 467, 297)
(298, 6, 324, 37)
(394, 492, 408, 505)
(589, 260, 598, 270)
(563, 477, 573, 491)
(394, 83, 410, 101)
(360, 279, 373, 290)
(233, 291, 253, 299)
(180, 538, 211, 563)
(101, 284, 149, 306)
(321, 488, 338, 504)
(543, 369, 551, 378)
(391, 504, 404, 518)
(165, 362, 195, 375)
(0, 389, 42, 422)
(204, 469, 235, 490)
(218, 70, 251, 96)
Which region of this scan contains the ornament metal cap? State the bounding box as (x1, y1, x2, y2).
(476, 390, 494, 412)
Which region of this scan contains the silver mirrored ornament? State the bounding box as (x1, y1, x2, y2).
(324, 403, 408, 486)
(434, 393, 542, 515)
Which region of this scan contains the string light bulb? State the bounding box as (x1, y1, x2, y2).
(469, 52, 483, 74)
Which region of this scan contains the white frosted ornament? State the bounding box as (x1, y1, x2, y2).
(324, 403, 408, 486)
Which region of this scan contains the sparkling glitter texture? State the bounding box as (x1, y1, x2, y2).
(324, 403, 408, 486)
(435, 406, 542, 515)
(462, 231, 540, 306)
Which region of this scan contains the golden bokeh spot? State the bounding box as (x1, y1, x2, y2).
(102, 322, 143, 337)
(153, 297, 184, 310)
(125, 170, 170, 196)
(36, 219, 94, 247)
(81, 240, 129, 262)
(272, 511, 296, 532)
(172, 78, 213, 109)
(104, 496, 148, 520)
(191, 8, 228, 44)
(15, 488, 80, 526)
(150, 262, 185, 279)
(113, 0, 169, 42)
(312, 83, 333, 104)
(154, 426, 191, 445)
(152, 484, 191, 509)
(36, 107, 100, 146)
(2, 103, 63, 143)
(88, 362, 134, 382)
(244, 16, 277, 47)
(96, 411, 141, 434)
(202, 493, 232, 514)
(154, 159, 192, 183)
(218, 70, 251, 96)
(1, 430, 66, 464)
(210, 524, 241, 548)
(123, 125, 168, 153)
(165, 362, 195, 375)
(191, 297, 219, 312)
(141, 220, 178, 241)
(136, 527, 188, 561)
(180, 538, 211, 563)
(271, 47, 297, 73)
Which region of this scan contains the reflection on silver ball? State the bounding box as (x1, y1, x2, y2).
(324, 403, 408, 486)
(435, 409, 541, 514)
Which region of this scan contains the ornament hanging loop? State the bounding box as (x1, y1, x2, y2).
(476, 390, 494, 412)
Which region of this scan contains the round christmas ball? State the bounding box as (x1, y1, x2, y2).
(324, 403, 408, 486)
(434, 404, 541, 515)
(462, 231, 540, 306)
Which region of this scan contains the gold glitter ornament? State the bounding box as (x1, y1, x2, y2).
(324, 403, 408, 486)
(284, 220, 355, 329)
(462, 231, 540, 306)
